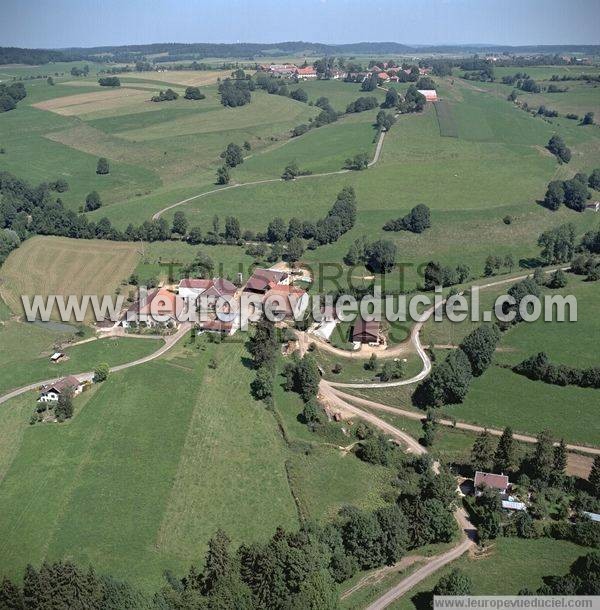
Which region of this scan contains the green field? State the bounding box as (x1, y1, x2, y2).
(392, 538, 587, 610)
(2, 60, 600, 600)
(0, 318, 164, 394)
(0, 337, 399, 589)
(353, 274, 600, 446)
(433, 100, 458, 137)
(4, 73, 598, 296)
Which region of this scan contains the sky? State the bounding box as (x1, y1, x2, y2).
(1, 0, 599, 49)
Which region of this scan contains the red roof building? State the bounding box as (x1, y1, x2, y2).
(474, 471, 510, 495)
(262, 284, 308, 319)
(352, 318, 380, 344)
(295, 66, 317, 79)
(417, 89, 438, 102)
(244, 268, 289, 294)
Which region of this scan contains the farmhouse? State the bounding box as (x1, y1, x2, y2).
(197, 318, 238, 336)
(50, 352, 66, 363)
(417, 89, 438, 102)
(178, 278, 212, 300)
(295, 66, 317, 79)
(269, 64, 296, 77)
(474, 471, 510, 496)
(352, 318, 380, 344)
(243, 268, 289, 295)
(39, 375, 83, 403)
(347, 72, 368, 82)
(377, 71, 390, 83)
(203, 278, 237, 299)
(122, 287, 182, 328)
(262, 284, 309, 320)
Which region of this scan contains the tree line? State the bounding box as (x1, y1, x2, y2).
(513, 352, 600, 389)
(414, 323, 501, 409)
(0, 81, 26, 113)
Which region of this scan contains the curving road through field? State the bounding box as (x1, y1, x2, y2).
(150, 127, 387, 220)
(0, 323, 191, 406)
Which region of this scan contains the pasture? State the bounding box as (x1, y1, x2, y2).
(433, 100, 458, 137)
(0, 236, 141, 319)
(357, 274, 600, 447)
(169, 79, 600, 291)
(424, 274, 600, 368)
(0, 320, 163, 394)
(0, 338, 399, 589)
(298, 78, 386, 111)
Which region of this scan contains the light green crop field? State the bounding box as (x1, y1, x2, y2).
(444, 366, 599, 446)
(355, 274, 600, 446)
(424, 274, 600, 368)
(0, 338, 398, 589)
(0, 61, 107, 81)
(166, 77, 599, 291)
(133, 240, 258, 285)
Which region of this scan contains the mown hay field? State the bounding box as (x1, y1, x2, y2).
(0, 236, 141, 319)
(32, 87, 153, 116)
(119, 68, 231, 86)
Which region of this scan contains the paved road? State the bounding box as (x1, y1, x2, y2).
(0, 323, 191, 405)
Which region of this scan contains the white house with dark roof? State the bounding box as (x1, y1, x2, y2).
(39, 376, 83, 403)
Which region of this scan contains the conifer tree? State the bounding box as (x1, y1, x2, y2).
(494, 426, 516, 473)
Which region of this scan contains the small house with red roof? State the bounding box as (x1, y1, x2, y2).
(262, 284, 309, 320)
(121, 287, 183, 329)
(474, 471, 510, 496)
(417, 89, 438, 102)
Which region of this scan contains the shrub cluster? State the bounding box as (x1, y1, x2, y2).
(547, 134, 571, 163)
(151, 88, 178, 102)
(414, 323, 502, 408)
(98, 76, 120, 87)
(384, 204, 431, 233)
(542, 173, 592, 212)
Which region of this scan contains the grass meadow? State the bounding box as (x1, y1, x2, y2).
(0, 320, 163, 394)
(352, 274, 600, 446)
(0, 337, 399, 590)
